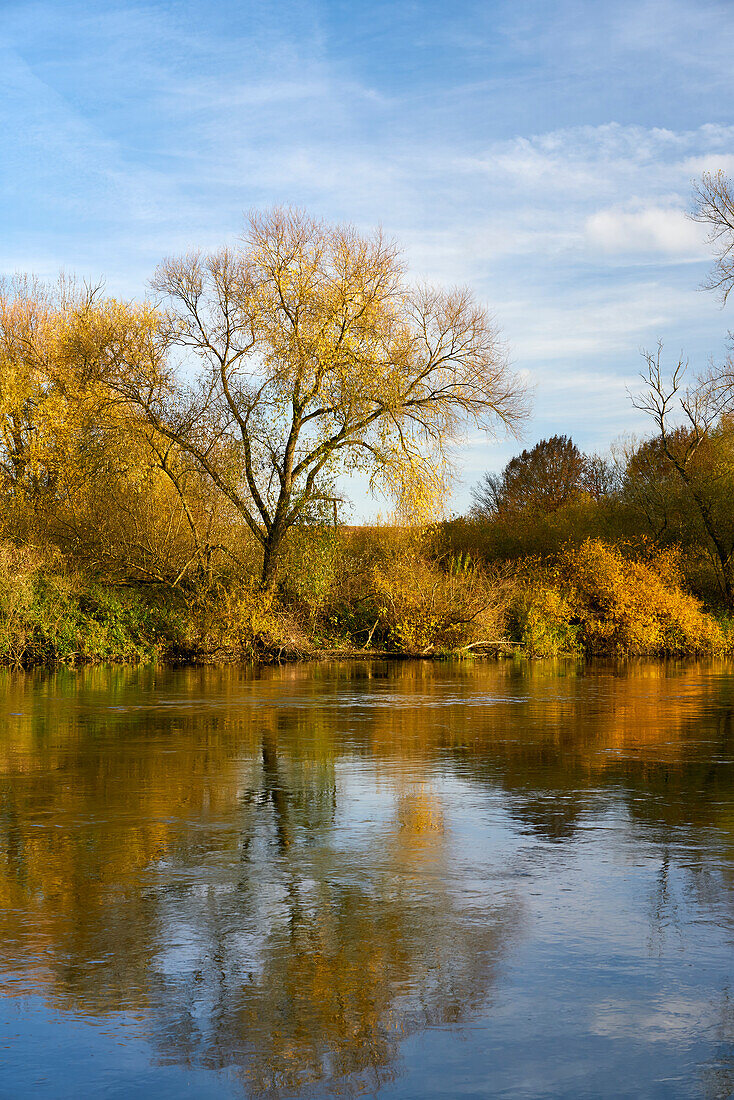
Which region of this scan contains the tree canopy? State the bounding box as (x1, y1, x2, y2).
(470, 435, 597, 520)
(105, 208, 527, 586)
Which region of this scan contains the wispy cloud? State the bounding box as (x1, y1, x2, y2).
(2, 0, 733, 510)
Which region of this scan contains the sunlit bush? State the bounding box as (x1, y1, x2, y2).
(193, 582, 311, 661)
(504, 540, 726, 657)
(559, 540, 725, 656)
(506, 582, 581, 657)
(366, 544, 503, 653)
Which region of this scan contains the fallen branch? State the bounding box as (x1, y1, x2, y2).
(363, 619, 380, 649)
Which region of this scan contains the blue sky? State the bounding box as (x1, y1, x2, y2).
(3, 0, 734, 514)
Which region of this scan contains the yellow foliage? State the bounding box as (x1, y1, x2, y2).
(507, 540, 726, 657)
(509, 583, 580, 657)
(370, 547, 502, 652)
(559, 540, 725, 656)
(191, 583, 311, 660)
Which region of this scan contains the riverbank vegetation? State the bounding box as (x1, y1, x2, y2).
(3, 177, 734, 665)
(0, 517, 730, 665)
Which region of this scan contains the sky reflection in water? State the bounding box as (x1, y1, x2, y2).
(0, 659, 733, 1098)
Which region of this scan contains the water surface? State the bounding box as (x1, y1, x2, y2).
(1, 659, 734, 1098)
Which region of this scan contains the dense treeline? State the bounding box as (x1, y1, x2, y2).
(443, 421, 734, 610)
(439, 430, 734, 656)
(3, 177, 734, 664)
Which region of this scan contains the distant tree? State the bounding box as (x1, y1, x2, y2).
(621, 172, 734, 605)
(469, 470, 504, 519)
(621, 432, 683, 544)
(470, 435, 595, 519)
(584, 453, 620, 501)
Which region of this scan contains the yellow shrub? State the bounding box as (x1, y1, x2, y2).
(191, 583, 310, 660)
(558, 540, 725, 656)
(370, 551, 502, 652)
(508, 583, 580, 657)
(0, 542, 43, 662)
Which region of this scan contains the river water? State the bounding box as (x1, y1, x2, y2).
(0, 659, 733, 1098)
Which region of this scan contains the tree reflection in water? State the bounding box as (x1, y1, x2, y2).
(0, 664, 517, 1096)
(0, 659, 733, 1095)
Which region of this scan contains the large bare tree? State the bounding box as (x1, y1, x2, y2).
(108, 209, 527, 587)
(625, 171, 734, 606)
(693, 170, 734, 304)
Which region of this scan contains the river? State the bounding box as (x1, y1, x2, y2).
(1, 659, 733, 1098)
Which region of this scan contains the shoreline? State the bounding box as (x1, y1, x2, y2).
(2, 641, 722, 671)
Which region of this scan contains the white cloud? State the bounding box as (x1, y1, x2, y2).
(682, 152, 734, 176)
(455, 122, 734, 203)
(585, 205, 706, 258)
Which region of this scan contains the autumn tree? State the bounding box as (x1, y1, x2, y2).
(620, 433, 684, 543)
(0, 276, 231, 589)
(631, 345, 734, 606)
(0, 275, 124, 552)
(470, 434, 596, 520)
(0, 276, 70, 502)
(622, 170, 734, 605)
(103, 209, 526, 588)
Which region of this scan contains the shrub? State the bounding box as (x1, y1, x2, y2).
(0, 542, 40, 663)
(277, 527, 345, 633)
(506, 583, 581, 657)
(196, 583, 311, 661)
(0, 541, 187, 665)
(559, 540, 725, 656)
(364, 547, 503, 653)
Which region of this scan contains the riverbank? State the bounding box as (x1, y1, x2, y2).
(0, 537, 729, 668)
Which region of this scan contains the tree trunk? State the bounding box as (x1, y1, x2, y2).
(261, 730, 290, 852)
(721, 560, 734, 610)
(662, 442, 734, 609)
(261, 528, 284, 590)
